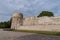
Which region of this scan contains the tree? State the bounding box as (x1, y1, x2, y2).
(0, 18, 12, 28)
(37, 11, 54, 17)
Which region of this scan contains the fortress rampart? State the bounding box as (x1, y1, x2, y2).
(11, 12, 60, 32)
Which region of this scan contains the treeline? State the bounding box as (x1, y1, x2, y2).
(0, 19, 11, 28)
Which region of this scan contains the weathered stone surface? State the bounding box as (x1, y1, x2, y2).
(11, 12, 23, 29)
(11, 12, 60, 31)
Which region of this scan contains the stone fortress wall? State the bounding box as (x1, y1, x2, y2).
(23, 16, 60, 25)
(11, 12, 60, 32)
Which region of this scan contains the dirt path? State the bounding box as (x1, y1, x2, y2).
(0, 31, 60, 40)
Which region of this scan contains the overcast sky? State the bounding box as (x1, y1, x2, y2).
(0, 0, 60, 22)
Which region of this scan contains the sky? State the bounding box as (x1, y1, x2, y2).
(0, 0, 60, 22)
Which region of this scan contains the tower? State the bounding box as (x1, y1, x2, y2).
(11, 12, 23, 29)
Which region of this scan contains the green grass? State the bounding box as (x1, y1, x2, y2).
(11, 29, 60, 36)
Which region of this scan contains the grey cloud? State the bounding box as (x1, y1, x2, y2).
(0, 0, 60, 21)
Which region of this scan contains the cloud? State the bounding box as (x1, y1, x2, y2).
(0, 0, 60, 22)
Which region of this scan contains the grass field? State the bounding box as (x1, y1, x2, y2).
(11, 29, 60, 36)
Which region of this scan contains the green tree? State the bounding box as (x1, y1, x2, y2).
(37, 11, 54, 17)
(0, 18, 12, 28)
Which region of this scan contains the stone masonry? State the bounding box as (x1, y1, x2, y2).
(11, 12, 23, 29)
(11, 12, 60, 32)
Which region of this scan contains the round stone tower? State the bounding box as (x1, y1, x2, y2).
(11, 12, 23, 29)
